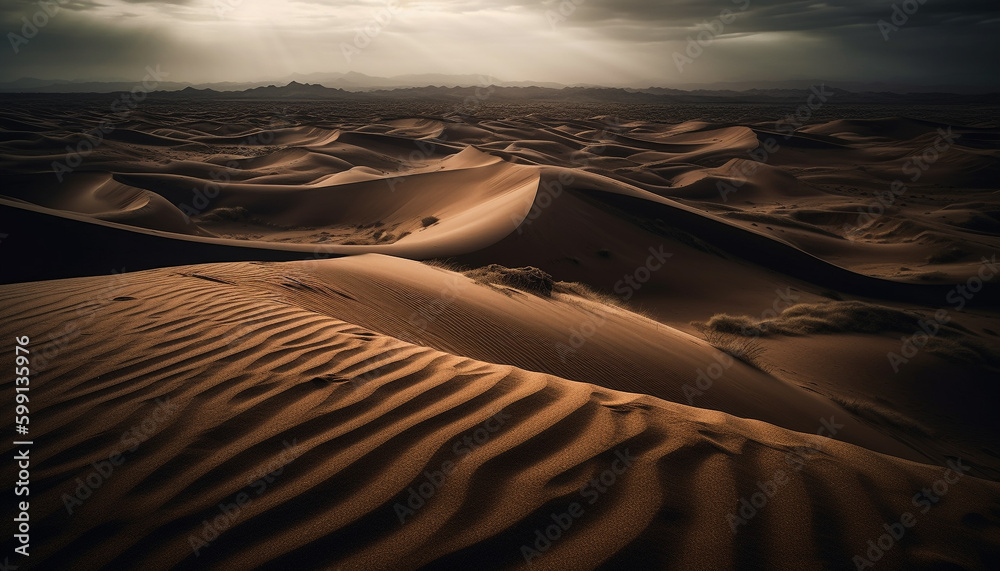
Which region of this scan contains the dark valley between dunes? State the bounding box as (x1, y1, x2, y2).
(1, 93, 1000, 571)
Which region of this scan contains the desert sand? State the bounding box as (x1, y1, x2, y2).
(1, 101, 999, 569)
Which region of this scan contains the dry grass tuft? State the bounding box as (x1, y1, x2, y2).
(703, 329, 769, 372)
(552, 281, 622, 306)
(464, 264, 555, 297)
(696, 301, 927, 337)
(829, 395, 935, 437)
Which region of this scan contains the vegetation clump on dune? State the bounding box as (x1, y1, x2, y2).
(696, 300, 1000, 368)
(702, 329, 769, 371)
(462, 264, 618, 303)
(829, 395, 935, 437)
(464, 264, 554, 297)
(551, 280, 621, 306)
(698, 300, 929, 337)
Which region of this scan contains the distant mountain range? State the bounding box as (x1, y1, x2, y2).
(0, 74, 1000, 105)
(1, 72, 996, 97)
(0, 72, 565, 94)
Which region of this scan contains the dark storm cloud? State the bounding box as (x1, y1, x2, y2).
(535, 0, 1000, 54)
(543, 0, 1000, 85)
(2, 19, 172, 81)
(551, 0, 1000, 33)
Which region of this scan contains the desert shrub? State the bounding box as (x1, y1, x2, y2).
(465, 264, 554, 297)
(552, 281, 622, 306)
(421, 216, 440, 227)
(703, 329, 769, 371)
(774, 301, 922, 334)
(923, 337, 1000, 368)
(696, 301, 926, 337)
(422, 259, 464, 271)
(700, 314, 761, 336)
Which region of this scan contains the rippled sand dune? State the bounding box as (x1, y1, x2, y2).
(2, 260, 1000, 570)
(1, 102, 999, 569)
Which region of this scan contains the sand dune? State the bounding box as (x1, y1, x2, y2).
(2, 261, 999, 570)
(3, 110, 998, 292)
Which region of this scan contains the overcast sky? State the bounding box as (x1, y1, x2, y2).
(2, 0, 998, 87)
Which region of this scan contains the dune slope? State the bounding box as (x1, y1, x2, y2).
(2, 261, 999, 570)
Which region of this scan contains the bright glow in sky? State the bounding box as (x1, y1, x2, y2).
(1, 0, 997, 87)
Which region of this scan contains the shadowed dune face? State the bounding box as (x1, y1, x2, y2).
(2, 101, 1000, 569)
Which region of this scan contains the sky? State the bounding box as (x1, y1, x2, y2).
(2, 0, 999, 88)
